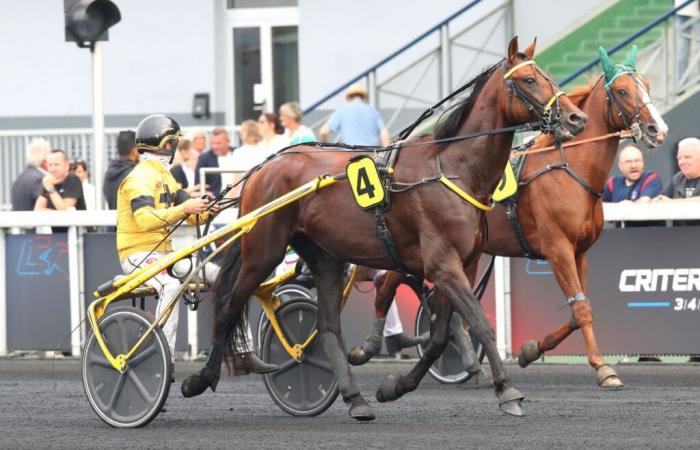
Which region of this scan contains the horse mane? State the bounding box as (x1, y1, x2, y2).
(567, 85, 593, 108)
(433, 60, 503, 139)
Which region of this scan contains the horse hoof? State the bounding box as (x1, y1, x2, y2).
(518, 340, 543, 368)
(347, 346, 372, 366)
(375, 375, 400, 403)
(499, 398, 524, 417)
(498, 386, 525, 417)
(348, 395, 375, 421)
(597, 365, 624, 388)
(181, 368, 219, 398)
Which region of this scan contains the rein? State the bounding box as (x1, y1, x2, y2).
(510, 129, 633, 157)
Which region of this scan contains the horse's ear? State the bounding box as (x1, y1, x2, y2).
(598, 46, 615, 81)
(624, 45, 638, 68)
(507, 36, 519, 65)
(523, 37, 537, 60)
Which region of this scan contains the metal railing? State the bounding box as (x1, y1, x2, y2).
(304, 0, 515, 134)
(559, 0, 699, 112)
(0, 125, 239, 210)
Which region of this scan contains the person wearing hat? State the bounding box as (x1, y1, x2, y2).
(319, 84, 390, 147)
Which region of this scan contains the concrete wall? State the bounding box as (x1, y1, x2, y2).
(0, 0, 224, 129)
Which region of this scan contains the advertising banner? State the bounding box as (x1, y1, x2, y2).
(511, 227, 700, 355)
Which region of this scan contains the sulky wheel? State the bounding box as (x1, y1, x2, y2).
(82, 306, 172, 428)
(415, 294, 485, 385)
(256, 283, 316, 350)
(260, 297, 338, 417)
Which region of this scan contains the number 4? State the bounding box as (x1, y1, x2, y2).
(356, 167, 375, 198)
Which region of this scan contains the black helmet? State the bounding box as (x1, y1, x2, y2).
(135, 114, 182, 159)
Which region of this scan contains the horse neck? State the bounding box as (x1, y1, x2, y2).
(563, 83, 625, 193)
(440, 75, 514, 198)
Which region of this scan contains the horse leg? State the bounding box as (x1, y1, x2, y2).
(376, 289, 452, 402)
(518, 248, 622, 387)
(181, 238, 287, 398)
(348, 270, 402, 365)
(574, 252, 623, 387)
(294, 237, 375, 421)
(432, 253, 524, 416)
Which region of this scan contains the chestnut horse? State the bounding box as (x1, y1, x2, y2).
(180, 37, 586, 420)
(359, 46, 668, 389)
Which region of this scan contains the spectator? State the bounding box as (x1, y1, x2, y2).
(258, 112, 289, 153)
(653, 137, 700, 226)
(191, 130, 207, 157)
(11, 138, 50, 211)
(279, 102, 315, 145)
(104, 130, 139, 210)
(233, 120, 268, 170)
(194, 127, 235, 195)
(319, 84, 391, 147)
(70, 159, 96, 210)
(170, 138, 202, 195)
(35, 149, 86, 233)
(603, 145, 663, 227)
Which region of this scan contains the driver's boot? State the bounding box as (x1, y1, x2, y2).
(233, 351, 279, 375)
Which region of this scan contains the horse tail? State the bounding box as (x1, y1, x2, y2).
(211, 237, 247, 372)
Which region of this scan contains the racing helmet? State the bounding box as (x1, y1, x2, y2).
(135, 114, 182, 160)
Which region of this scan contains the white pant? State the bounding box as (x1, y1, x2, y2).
(121, 252, 254, 357)
(374, 269, 404, 337)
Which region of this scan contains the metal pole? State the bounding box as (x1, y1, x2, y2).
(91, 42, 105, 211)
(440, 24, 451, 97)
(0, 229, 7, 356)
(368, 71, 378, 109)
(68, 226, 81, 356)
(494, 256, 511, 360)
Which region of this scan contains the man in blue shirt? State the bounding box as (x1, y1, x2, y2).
(319, 84, 390, 147)
(603, 145, 663, 212)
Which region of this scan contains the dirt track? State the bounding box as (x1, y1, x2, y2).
(2, 359, 700, 449)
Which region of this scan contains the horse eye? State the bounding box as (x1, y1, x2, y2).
(618, 89, 627, 96)
(524, 77, 536, 85)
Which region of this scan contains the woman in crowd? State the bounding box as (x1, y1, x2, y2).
(279, 102, 316, 145)
(258, 112, 289, 153)
(171, 138, 203, 195)
(71, 159, 95, 209)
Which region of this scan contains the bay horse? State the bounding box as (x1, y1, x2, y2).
(180, 37, 587, 420)
(357, 46, 668, 389)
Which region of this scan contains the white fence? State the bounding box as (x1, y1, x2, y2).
(0, 203, 697, 359)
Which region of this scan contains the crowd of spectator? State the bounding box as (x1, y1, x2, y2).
(9, 90, 700, 235)
(603, 137, 700, 227)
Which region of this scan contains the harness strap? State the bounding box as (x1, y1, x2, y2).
(503, 196, 543, 260)
(544, 91, 565, 113)
(374, 208, 409, 274)
(439, 176, 494, 211)
(503, 60, 536, 79)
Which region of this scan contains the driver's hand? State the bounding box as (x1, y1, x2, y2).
(182, 197, 208, 214)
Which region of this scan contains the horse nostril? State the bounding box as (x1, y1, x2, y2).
(647, 124, 659, 135)
(567, 112, 587, 128)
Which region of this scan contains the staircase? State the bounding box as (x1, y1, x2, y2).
(537, 0, 672, 86)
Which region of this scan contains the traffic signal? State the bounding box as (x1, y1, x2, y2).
(64, 0, 121, 47)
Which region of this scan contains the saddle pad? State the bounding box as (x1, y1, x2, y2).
(493, 160, 517, 202)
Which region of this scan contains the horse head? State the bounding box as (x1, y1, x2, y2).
(598, 45, 669, 147)
(501, 36, 587, 143)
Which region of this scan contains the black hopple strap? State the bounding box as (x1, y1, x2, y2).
(374, 208, 410, 275)
(503, 196, 543, 260)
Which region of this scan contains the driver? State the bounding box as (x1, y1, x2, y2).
(116, 114, 277, 374)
